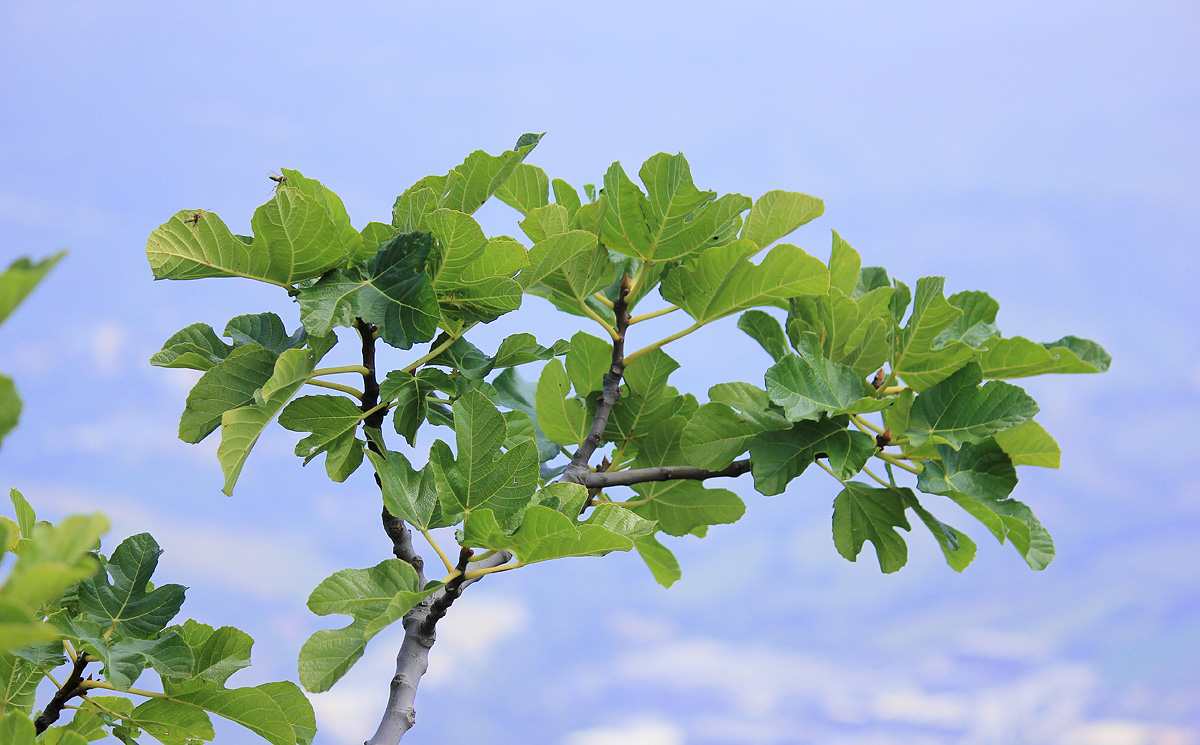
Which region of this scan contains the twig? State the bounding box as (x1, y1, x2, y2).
(561, 274, 633, 485)
(575, 459, 751, 489)
(35, 652, 90, 733)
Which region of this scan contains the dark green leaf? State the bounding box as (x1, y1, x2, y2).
(749, 417, 875, 495)
(178, 345, 278, 443)
(832, 483, 912, 573)
(223, 313, 306, 355)
(764, 334, 872, 421)
(905, 363, 1039, 449)
(737, 310, 789, 362)
(150, 323, 233, 371)
(77, 533, 185, 639)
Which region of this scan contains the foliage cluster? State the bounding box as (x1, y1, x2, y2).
(0, 135, 1108, 743)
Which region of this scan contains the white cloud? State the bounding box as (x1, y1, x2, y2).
(28, 483, 330, 601)
(90, 321, 127, 376)
(423, 593, 530, 685)
(563, 715, 686, 745)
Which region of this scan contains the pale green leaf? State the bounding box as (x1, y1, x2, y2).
(565, 331, 613, 396)
(740, 191, 824, 249)
(279, 168, 369, 263)
(889, 277, 979, 390)
(440, 133, 543, 215)
(662, 239, 828, 324)
(366, 449, 441, 530)
(149, 323, 233, 371)
(906, 496, 977, 572)
(495, 163, 550, 215)
(128, 698, 215, 745)
(535, 359, 589, 448)
(979, 335, 1112, 378)
(0, 377, 18, 450)
(634, 534, 681, 588)
(994, 420, 1061, 468)
(0, 252, 63, 326)
(737, 310, 789, 362)
(218, 348, 317, 495)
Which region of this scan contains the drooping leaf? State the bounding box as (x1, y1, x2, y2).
(217, 348, 318, 495)
(429, 390, 540, 526)
(994, 420, 1061, 468)
(366, 449, 441, 530)
(380, 368, 449, 446)
(831, 483, 912, 573)
(0, 711, 36, 745)
(491, 332, 558, 368)
(64, 619, 192, 691)
(77, 533, 185, 639)
(178, 345, 278, 443)
(535, 359, 589, 448)
(634, 533, 681, 588)
(905, 363, 1039, 450)
(300, 559, 440, 692)
(906, 495, 977, 572)
(979, 335, 1112, 378)
(737, 310, 789, 362)
(0, 252, 64, 326)
(278, 395, 363, 469)
(257, 681, 318, 745)
(662, 239, 828, 325)
(740, 191, 824, 249)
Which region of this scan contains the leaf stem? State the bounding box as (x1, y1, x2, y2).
(420, 529, 456, 574)
(875, 451, 921, 474)
(463, 561, 525, 580)
(306, 379, 364, 398)
(814, 458, 849, 486)
(578, 296, 619, 341)
(849, 413, 884, 435)
(468, 549, 499, 563)
(628, 305, 680, 324)
(401, 324, 476, 375)
(592, 292, 615, 309)
(880, 385, 907, 396)
(860, 465, 891, 488)
(624, 321, 704, 365)
(358, 400, 390, 421)
(79, 680, 169, 699)
(312, 365, 371, 377)
(625, 262, 651, 304)
(617, 497, 650, 507)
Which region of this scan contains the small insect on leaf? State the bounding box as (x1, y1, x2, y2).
(184, 212, 202, 226)
(269, 170, 287, 186)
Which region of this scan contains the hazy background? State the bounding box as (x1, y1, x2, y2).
(1, 2, 1197, 743)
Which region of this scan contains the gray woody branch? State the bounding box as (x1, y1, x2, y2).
(365, 549, 512, 745)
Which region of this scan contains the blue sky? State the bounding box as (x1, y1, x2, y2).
(2, 2, 1197, 743)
